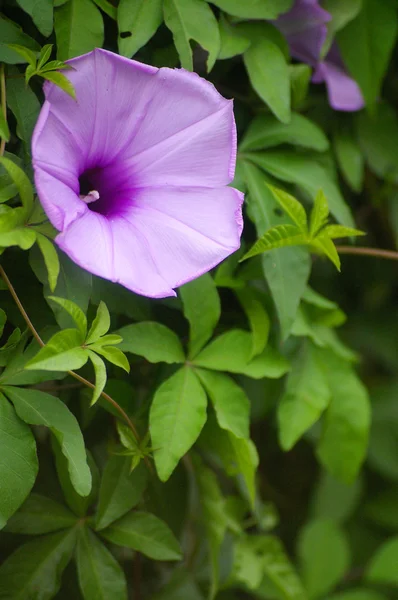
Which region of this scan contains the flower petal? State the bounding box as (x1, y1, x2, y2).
(120, 186, 243, 290)
(34, 166, 86, 230)
(313, 61, 364, 112)
(55, 210, 174, 298)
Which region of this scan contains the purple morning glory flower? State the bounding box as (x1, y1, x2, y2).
(32, 49, 243, 298)
(274, 0, 364, 111)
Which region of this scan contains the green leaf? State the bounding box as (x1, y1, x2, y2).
(40, 71, 77, 100)
(356, 103, 398, 178)
(5, 493, 77, 534)
(365, 487, 398, 530)
(150, 366, 207, 481)
(310, 190, 329, 237)
(194, 459, 227, 599)
(240, 112, 329, 153)
(278, 343, 331, 451)
(218, 15, 251, 60)
(87, 350, 107, 406)
(322, 225, 366, 239)
(25, 329, 88, 371)
(163, 0, 220, 71)
(0, 528, 77, 599)
(311, 472, 362, 525)
(268, 185, 308, 231)
(117, 322, 185, 364)
(48, 296, 87, 338)
(366, 537, 398, 585)
(36, 234, 60, 293)
(96, 457, 148, 531)
(234, 534, 306, 598)
(37, 44, 53, 69)
(90, 345, 130, 374)
(290, 64, 312, 109)
(315, 350, 370, 483)
(0, 17, 40, 64)
(246, 151, 355, 227)
(0, 156, 34, 217)
(322, 0, 362, 54)
(311, 236, 341, 271)
(86, 301, 110, 344)
(54, 0, 104, 61)
(92, 0, 118, 19)
(193, 329, 290, 379)
(298, 519, 350, 599)
(327, 591, 388, 600)
(235, 288, 270, 358)
(0, 393, 38, 530)
(208, 0, 294, 19)
(4, 386, 92, 497)
(180, 273, 221, 358)
(244, 38, 290, 123)
(16, 0, 54, 37)
(333, 129, 364, 193)
(118, 0, 163, 58)
(338, 0, 398, 112)
(76, 527, 128, 600)
(243, 161, 311, 340)
(101, 511, 182, 560)
(242, 225, 307, 260)
(196, 368, 250, 439)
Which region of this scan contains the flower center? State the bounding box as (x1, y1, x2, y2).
(78, 165, 135, 218)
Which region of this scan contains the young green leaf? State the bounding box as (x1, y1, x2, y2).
(163, 0, 221, 72)
(179, 272, 221, 359)
(87, 350, 107, 406)
(311, 236, 341, 271)
(86, 301, 110, 344)
(90, 345, 130, 373)
(0, 18, 40, 64)
(0, 528, 77, 599)
(36, 233, 60, 292)
(101, 511, 182, 560)
(267, 184, 308, 231)
(0, 393, 38, 529)
(96, 458, 147, 531)
(6, 43, 37, 66)
(310, 189, 329, 237)
(321, 225, 366, 239)
(4, 386, 92, 496)
(76, 527, 128, 600)
(5, 493, 77, 535)
(150, 366, 207, 481)
(117, 322, 185, 364)
(242, 224, 308, 261)
(40, 71, 77, 100)
(47, 296, 87, 338)
(244, 38, 290, 123)
(25, 329, 88, 371)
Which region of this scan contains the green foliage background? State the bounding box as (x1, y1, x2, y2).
(0, 1, 398, 599)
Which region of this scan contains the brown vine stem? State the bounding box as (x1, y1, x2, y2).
(336, 245, 398, 262)
(0, 64, 7, 157)
(0, 264, 140, 442)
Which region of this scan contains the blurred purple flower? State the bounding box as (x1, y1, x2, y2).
(32, 49, 243, 298)
(274, 0, 364, 111)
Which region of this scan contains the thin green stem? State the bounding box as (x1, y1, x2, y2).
(336, 245, 398, 262)
(0, 64, 7, 157)
(0, 264, 140, 441)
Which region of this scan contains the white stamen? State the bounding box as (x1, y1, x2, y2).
(80, 190, 100, 204)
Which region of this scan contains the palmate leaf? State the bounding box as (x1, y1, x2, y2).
(310, 189, 329, 237)
(267, 184, 308, 232)
(242, 225, 308, 260)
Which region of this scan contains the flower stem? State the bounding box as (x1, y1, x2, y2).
(0, 64, 7, 157)
(0, 264, 140, 442)
(336, 245, 398, 262)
